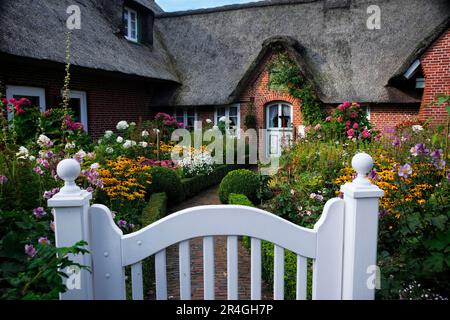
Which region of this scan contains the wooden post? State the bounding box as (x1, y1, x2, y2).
(340, 152, 384, 300)
(48, 159, 93, 300)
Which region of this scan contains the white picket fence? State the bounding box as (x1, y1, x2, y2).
(48, 152, 383, 300)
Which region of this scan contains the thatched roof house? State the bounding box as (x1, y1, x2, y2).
(0, 0, 449, 144)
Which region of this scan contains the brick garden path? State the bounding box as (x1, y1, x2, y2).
(162, 185, 272, 300)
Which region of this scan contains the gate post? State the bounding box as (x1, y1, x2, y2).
(48, 159, 93, 300)
(340, 153, 384, 300)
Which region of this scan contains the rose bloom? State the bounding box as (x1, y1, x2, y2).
(337, 116, 343, 122)
(352, 123, 359, 129)
(325, 116, 332, 122)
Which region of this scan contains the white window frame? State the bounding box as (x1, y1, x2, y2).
(214, 104, 241, 137)
(123, 7, 138, 42)
(66, 90, 88, 132)
(174, 107, 197, 129)
(6, 85, 46, 120)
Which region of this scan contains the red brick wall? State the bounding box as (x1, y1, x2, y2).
(238, 52, 302, 134)
(0, 56, 161, 137)
(370, 105, 420, 130)
(419, 28, 450, 124)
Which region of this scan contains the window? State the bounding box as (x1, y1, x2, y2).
(363, 106, 371, 121)
(174, 107, 197, 130)
(6, 85, 46, 119)
(67, 90, 88, 131)
(123, 7, 138, 42)
(215, 104, 240, 136)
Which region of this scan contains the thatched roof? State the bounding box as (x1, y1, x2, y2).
(155, 0, 450, 106)
(0, 0, 179, 83)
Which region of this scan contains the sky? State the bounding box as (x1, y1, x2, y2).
(155, 0, 263, 12)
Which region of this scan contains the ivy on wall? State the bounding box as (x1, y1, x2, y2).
(268, 53, 324, 125)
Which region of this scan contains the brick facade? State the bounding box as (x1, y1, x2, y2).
(419, 29, 450, 124)
(369, 104, 420, 130)
(0, 55, 162, 137)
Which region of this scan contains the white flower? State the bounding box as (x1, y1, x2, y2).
(309, 193, 316, 199)
(290, 189, 295, 195)
(104, 130, 114, 138)
(97, 139, 102, 144)
(153, 128, 160, 134)
(105, 147, 114, 154)
(141, 130, 149, 138)
(75, 149, 86, 160)
(28, 155, 36, 161)
(212, 125, 219, 130)
(116, 136, 124, 143)
(123, 140, 137, 149)
(16, 146, 29, 159)
(412, 125, 423, 133)
(205, 118, 212, 124)
(130, 122, 136, 126)
(116, 121, 129, 131)
(139, 141, 148, 148)
(219, 116, 231, 124)
(65, 142, 76, 149)
(37, 134, 52, 148)
(90, 163, 100, 169)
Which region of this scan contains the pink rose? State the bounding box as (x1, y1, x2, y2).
(337, 116, 343, 122)
(362, 129, 371, 139)
(342, 100, 351, 108)
(347, 128, 354, 137)
(350, 112, 358, 118)
(352, 123, 359, 129)
(346, 120, 351, 126)
(325, 116, 332, 122)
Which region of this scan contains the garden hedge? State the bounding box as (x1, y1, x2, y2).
(148, 167, 184, 204)
(228, 193, 254, 207)
(219, 169, 259, 204)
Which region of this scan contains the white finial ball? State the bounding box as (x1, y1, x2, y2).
(351, 152, 373, 176)
(57, 158, 81, 182)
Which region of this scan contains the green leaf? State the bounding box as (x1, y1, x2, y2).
(431, 215, 448, 231)
(423, 253, 444, 272)
(406, 212, 421, 232)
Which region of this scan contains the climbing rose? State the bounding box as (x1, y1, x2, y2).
(361, 129, 371, 139)
(352, 123, 359, 129)
(325, 116, 332, 122)
(349, 112, 358, 118)
(337, 116, 343, 122)
(347, 128, 355, 137)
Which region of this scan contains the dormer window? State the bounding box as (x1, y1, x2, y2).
(123, 7, 138, 42)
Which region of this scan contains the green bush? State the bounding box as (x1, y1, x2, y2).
(219, 169, 259, 204)
(149, 167, 184, 204)
(141, 192, 167, 226)
(228, 193, 254, 207)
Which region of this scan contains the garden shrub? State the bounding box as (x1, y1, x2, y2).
(141, 192, 167, 226)
(149, 167, 184, 204)
(219, 169, 260, 204)
(228, 193, 254, 206)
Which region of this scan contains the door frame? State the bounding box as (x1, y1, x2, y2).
(265, 101, 293, 157)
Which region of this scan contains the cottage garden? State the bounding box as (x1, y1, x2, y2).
(0, 89, 449, 299)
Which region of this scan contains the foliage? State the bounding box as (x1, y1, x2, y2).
(264, 113, 450, 298)
(268, 53, 324, 125)
(149, 167, 184, 204)
(141, 193, 167, 226)
(228, 193, 254, 207)
(219, 169, 259, 204)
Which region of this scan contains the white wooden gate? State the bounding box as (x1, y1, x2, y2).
(48, 152, 383, 300)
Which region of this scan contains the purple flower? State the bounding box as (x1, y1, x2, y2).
(24, 244, 36, 257)
(447, 172, 450, 182)
(392, 138, 401, 147)
(379, 209, 388, 219)
(430, 149, 443, 159)
(38, 237, 50, 245)
(433, 159, 446, 170)
(0, 175, 7, 184)
(33, 207, 46, 219)
(368, 169, 379, 181)
(398, 163, 413, 178)
(117, 220, 127, 228)
(37, 158, 49, 168)
(128, 223, 135, 230)
(43, 188, 60, 200)
(33, 166, 44, 175)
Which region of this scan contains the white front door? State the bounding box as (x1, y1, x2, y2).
(266, 102, 293, 157)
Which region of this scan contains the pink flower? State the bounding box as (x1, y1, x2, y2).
(314, 123, 321, 130)
(346, 120, 351, 126)
(338, 104, 345, 111)
(352, 123, 359, 129)
(350, 112, 358, 118)
(33, 207, 46, 219)
(362, 129, 371, 139)
(325, 116, 332, 122)
(337, 116, 343, 122)
(347, 128, 355, 137)
(38, 237, 50, 245)
(342, 100, 351, 108)
(24, 244, 36, 257)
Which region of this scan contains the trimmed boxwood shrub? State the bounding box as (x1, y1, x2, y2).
(148, 167, 184, 204)
(219, 169, 259, 204)
(141, 192, 168, 227)
(228, 193, 254, 207)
